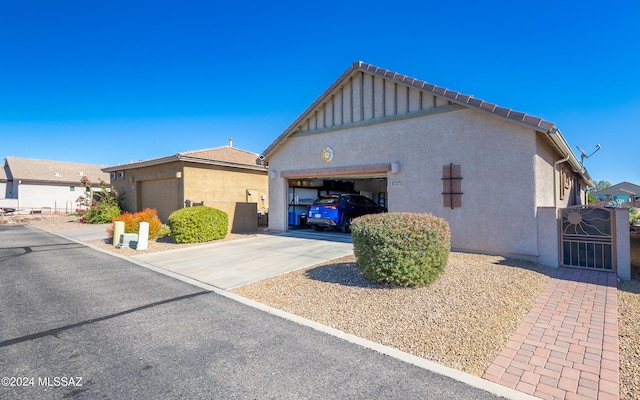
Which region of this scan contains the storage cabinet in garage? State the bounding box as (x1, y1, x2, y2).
(288, 185, 317, 228)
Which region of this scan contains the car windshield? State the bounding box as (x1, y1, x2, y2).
(313, 197, 339, 205)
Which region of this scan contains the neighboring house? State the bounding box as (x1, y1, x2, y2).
(0, 163, 7, 201)
(590, 181, 640, 203)
(2, 156, 110, 213)
(259, 61, 594, 263)
(102, 141, 269, 233)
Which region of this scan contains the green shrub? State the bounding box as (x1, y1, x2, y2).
(158, 224, 171, 238)
(630, 207, 639, 226)
(167, 206, 228, 244)
(78, 178, 123, 224)
(107, 208, 163, 240)
(351, 212, 450, 287)
(82, 203, 121, 224)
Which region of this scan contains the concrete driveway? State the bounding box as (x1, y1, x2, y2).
(131, 230, 354, 289)
(57, 225, 355, 290)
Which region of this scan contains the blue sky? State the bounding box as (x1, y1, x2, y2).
(1, 1, 638, 185)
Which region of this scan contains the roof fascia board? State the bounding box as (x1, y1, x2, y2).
(102, 155, 179, 172)
(103, 155, 267, 173)
(177, 156, 268, 172)
(15, 179, 106, 186)
(546, 128, 594, 186)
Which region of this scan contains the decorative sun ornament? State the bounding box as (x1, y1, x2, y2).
(321, 146, 334, 163)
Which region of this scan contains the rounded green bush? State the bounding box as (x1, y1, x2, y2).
(167, 206, 228, 244)
(351, 212, 450, 287)
(82, 203, 122, 224)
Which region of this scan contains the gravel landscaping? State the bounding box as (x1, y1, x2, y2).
(8, 214, 640, 399)
(233, 252, 554, 376)
(618, 232, 640, 400)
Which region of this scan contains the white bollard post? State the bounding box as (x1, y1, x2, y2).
(113, 221, 125, 247)
(137, 222, 149, 251)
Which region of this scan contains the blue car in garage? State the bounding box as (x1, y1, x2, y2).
(307, 194, 386, 233)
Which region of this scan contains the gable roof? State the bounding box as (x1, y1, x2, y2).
(102, 146, 268, 173)
(591, 181, 640, 198)
(261, 61, 592, 185)
(4, 156, 110, 185)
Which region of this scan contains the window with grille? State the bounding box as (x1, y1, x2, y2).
(442, 164, 463, 208)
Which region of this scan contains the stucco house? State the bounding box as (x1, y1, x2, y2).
(259, 62, 595, 264)
(591, 181, 640, 204)
(103, 142, 268, 232)
(1, 156, 110, 213)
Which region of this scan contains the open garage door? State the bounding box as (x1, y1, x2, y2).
(287, 176, 387, 229)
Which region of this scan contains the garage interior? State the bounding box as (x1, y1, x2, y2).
(287, 176, 387, 229)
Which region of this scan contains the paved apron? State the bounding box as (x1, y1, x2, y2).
(483, 268, 619, 400)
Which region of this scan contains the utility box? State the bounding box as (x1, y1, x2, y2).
(117, 233, 139, 249)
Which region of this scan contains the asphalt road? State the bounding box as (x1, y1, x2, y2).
(0, 225, 503, 399)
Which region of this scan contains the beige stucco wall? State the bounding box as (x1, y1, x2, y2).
(269, 108, 556, 259)
(534, 134, 557, 208)
(183, 165, 267, 233)
(615, 208, 631, 280)
(183, 165, 268, 214)
(110, 162, 268, 232)
(109, 161, 183, 218)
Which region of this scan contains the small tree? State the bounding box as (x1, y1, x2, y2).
(79, 178, 123, 224)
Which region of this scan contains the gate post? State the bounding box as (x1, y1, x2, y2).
(537, 207, 559, 267)
(615, 208, 631, 280)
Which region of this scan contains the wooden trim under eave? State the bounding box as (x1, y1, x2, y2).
(280, 163, 392, 179)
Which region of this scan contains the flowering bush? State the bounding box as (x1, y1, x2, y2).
(351, 212, 450, 287)
(79, 179, 123, 224)
(107, 208, 163, 240)
(168, 206, 227, 243)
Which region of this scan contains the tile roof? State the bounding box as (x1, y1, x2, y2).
(262, 61, 558, 159)
(260, 61, 592, 186)
(357, 62, 557, 131)
(4, 156, 110, 185)
(103, 146, 267, 172)
(180, 146, 263, 166)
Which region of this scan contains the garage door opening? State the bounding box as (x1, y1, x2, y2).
(287, 177, 387, 230)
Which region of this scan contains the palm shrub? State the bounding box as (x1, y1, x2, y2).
(351, 212, 450, 287)
(167, 206, 228, 244)
(107, 208, 163, 240)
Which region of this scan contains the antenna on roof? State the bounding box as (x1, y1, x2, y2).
(577, 144, 601, 166)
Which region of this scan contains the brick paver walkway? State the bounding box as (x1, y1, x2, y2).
(482, 267, 619, 399)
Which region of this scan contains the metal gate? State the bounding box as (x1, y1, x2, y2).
(559, 206, 616, 271)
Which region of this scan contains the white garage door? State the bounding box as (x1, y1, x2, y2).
(140, 179, 179, 223)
